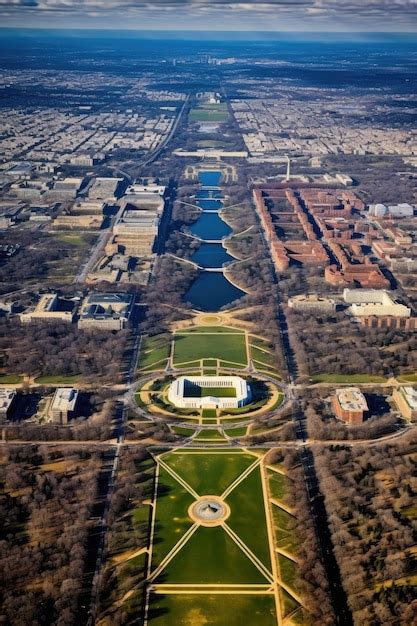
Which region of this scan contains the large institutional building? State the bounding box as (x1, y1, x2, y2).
(168, 376, 251, 410)
(393, 386, 417, 422)
(343, 289, 411, 318)
(332, 387, 368, 425)
(78, 292, 134, 330)
(50, 387, 79, 425)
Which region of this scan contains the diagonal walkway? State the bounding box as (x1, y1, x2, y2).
(158, 457, 200, 500)
(223, 522, 274, 583)
(221, 456, 262, 499)
(148, 523, 199, 582)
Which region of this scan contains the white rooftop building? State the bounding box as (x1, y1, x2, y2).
(50, 388, 78, 425)
(168, 376, 251, 409)
(343, 289, 411, 318)
(369, 203, 414, 218)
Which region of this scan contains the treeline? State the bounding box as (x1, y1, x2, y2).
(0, 445, 100, 626)
(285, 308, 417, 379)
(266, 448, 336, 624)
(142, 256, 196, 335)
(0, 319, 129, 382)
(314, 434, 417, 625)
(97, 448, 153, 626)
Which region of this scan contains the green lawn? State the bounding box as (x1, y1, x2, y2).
(202, 409, 217, 418)
(149, 450, 277, 624)
(194, 429, 226, 441)
(184, 383, 237, 399)
(250, 345, 277, 370)
(0, 374, 23, 384)
(148, 593, 277, 626)
(272, 505, 298, 555)
(398, 373, 417, 383)
(180, 326, 243, 334)
(195, 139, 232, 149)
(35, 374, 81, 384)
(281, 589, 300, 618)
(171, 426, 196, 437)
(189, 103, 228, 123)
(162, 452, 255, 495)
(312, 374, 387, 383)
(155, 525, 267, 584)
(226, 465, 272, 569)
(268, 471, 288, 502)
(137, 334, 171, 371)
(173, 331, 247, 366)
(152, 467, 195, 567)
(224, 426, 248, 437)
(278, 553, 298, 589)
(54, 233, 90, 246)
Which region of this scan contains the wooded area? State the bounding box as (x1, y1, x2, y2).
(0, 446, 101, 626)
(314, 433, 417, 625)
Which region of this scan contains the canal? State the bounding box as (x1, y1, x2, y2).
(184, 170, 245, 311)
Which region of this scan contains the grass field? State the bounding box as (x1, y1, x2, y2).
(162, 451, 255, 495)
(397, 372, 417, 383)
(148, 449, 276, 624)
(151, 466, 195, 567)
(137, 334, 171, 371)
(0, 374, 23, 384)
(171, 426, 196, 437)
(189, 103, 228, 123)
(184, 384, 237, 398)
(148, 593, 278, 626)
(194, 429, 226, 441)
(173, 330, 247, 366)
(312, 374, 387, 383)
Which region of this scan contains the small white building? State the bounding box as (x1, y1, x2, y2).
(50, 388, 78, 425)
(168, 376, 251, 409)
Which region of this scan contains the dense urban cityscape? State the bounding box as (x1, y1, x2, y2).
(0, 15, 416, 626)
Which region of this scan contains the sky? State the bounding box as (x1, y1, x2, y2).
(0, 0, 416, 32)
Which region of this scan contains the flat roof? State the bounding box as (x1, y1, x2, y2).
(401, 386, 417, 410)
(51, 387, 78, 412)
(336, 387, 368, 412)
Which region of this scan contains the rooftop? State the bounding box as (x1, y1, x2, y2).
(51, 388, 78, 412)
(335, 387, 368, 412)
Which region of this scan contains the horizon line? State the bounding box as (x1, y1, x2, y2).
(1, 27, 416, 36)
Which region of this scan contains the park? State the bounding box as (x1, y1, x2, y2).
(144, 448, 306, 625)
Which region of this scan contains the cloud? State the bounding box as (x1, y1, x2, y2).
(0, 0, 416, 30)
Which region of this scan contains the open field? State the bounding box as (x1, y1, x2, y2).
(189, 103, 228, 123)
(184, 384, 237, 398)
(147, 593, 278, 626)
(144, 449, 308, 625)
(137, 334, 171, 371)
(173, 329, 247, 366)
(194, 429, 226, 441)
(312, 373, 387, 384)
(148, 449, 275, 624)
(0, 374, 23, 384)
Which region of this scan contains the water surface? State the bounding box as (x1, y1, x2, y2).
(188, 212, 232, 240)
(184, 272, 245, 311)
(191, 243, 235, 268)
